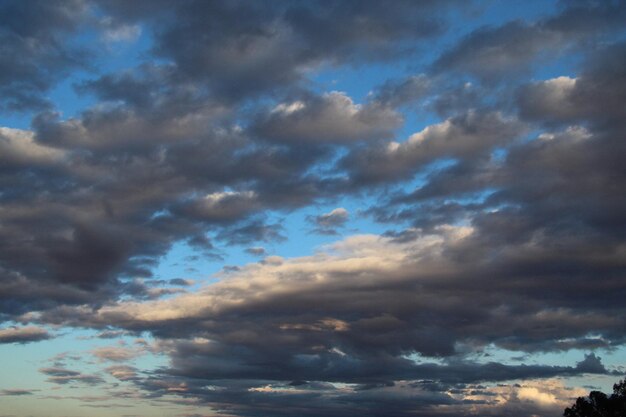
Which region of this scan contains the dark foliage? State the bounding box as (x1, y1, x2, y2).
(564, 380, 626, 417)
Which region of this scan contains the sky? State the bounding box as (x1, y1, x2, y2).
(0, 0, 626, 416)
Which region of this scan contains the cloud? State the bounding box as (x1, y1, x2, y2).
(91, 346, 140, 362)
(1, 2, 626, 416)
(434, 1, 626, 82)
(245, 247, 266, 257)
(434, 21, 563, 82)
(124, 371, 596, 417)
(0, 127, 66, 168)
(37, 228, 619, 398)
(105, 365, 139, 381)
(96, 0, 459, 100)
(456, 378, 588, 417)
(341, 110, 525, 184)
(0, 121, 320, 317)
(0, 1, 458, 322)
(252, 92, 402, 144)
(517, 386, 558, 406)
(517, 42, 626, 131)
(0, 389, 36, 396)
(574, 353, 607, 374)
(307, 208, 350, 235)
(517, 76, 580, 123)
(99, 17, 141, 43)
(169, 278, 194, 287)
(0, 326, 51, 344)
(96, 329, 129, 339)
(174, 191, 260, 224)
(373, 74, 432, 107)
(39, 367, 104, 385)
(0, 0, 89, 111)
(216, 219, 286, 246)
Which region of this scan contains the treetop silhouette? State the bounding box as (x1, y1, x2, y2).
(564, 379, 626, 417)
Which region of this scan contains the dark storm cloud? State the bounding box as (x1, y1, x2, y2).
(0, 0, 89, 111)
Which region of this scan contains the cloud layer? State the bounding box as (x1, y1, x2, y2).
(1, 1, 626, 416)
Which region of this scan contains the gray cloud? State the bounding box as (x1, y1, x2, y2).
(0, 389, 36, 396)
(252, 92, 402, 144)
(39, 367, 104, 385)
(122, 360, 600, 417)
(106, 0, 459, 101)
(341, 110, 525, 185)
(434, 1, 626, 82)
(168, 278, 194, 287)
(0, 0, 89, 111)
(0, 109, 329, 316)
(91, 345, 140, 362)
(434, 21, 563, 82)
(37, 228, 623, 389)
(518, 42, 626, 131)
(2, 2, 626, 416)
(374, 74, 432, 108)
(0, 1, 463, 320)
(245, 247, 267, 257)
(174, 191, 261, 225)
(216, 219, 286, 246)
(0, 326, 51, 344)
(307, 207, 349, 235)
(105, 365, 139, 381)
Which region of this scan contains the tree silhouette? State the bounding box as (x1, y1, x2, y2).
(563, 379, 626, 417)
